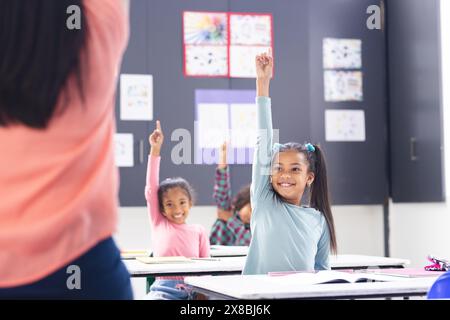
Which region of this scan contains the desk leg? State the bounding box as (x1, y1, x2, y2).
(146, 276, 155, 294)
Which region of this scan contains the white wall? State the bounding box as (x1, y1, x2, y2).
(389, 0, 450, 268)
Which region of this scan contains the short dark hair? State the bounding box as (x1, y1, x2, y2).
(157, 177, 196, 213)
(232, 184, 251, 212)
(0, 0, 87, 129)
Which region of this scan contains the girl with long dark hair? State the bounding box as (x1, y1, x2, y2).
(243, 50, 337, 275)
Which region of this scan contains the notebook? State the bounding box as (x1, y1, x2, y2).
(136, 256, 193, 264)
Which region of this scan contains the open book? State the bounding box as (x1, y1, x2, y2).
(267, 270, 412, 285)
(136, 256, 193, 264)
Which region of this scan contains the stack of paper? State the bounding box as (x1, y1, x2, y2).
(120, 249, 151, 260)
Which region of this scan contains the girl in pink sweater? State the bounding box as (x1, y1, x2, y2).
(145, 121, 210, 300)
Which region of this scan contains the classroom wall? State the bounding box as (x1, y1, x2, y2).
(389, 0, 450, 268)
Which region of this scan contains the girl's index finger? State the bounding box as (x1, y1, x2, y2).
(156, 120, 161, 131)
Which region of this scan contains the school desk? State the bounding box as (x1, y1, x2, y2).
(184, 274, 438, 300)
(123, 254, 410, 293)
(124, 254, 410, 278)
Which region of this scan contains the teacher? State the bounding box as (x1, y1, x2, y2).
(0, 0, 132, 299)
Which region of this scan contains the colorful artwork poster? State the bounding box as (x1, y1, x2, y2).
(195, 89, 256, 165)
(324, 71, 363, 102)
(323, 38, 362, 69)
(183, 11, 228, 45)
(183, 11, 273, 78)
(120, 74, 153, 121)
(183, 12, 228, 77)
(325, 110, 366, 142)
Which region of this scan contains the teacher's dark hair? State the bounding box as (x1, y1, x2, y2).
(0, 0, 87, 129)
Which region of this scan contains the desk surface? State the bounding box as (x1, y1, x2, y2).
(210, 245, 248, 257)
(124, 256, 246, 277)
(124, 254, 410, 277)
(184, 274, 437, 300)
(329, 254, 410, 269)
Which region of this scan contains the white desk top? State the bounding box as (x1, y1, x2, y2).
(184, 274, 437, 299)
(210, 245, 249, 257)
(330, 254, 410, 269)
(124, 254, 410, 277)
(124, 256, 246, 277)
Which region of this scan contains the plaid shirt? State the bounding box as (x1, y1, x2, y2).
(209, 167, 251, 246)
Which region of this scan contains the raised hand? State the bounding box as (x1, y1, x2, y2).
(218, 141, 228, 169)
(255, 49, 273, 97)
(149, 120, 164, 156)
(255, 48, 273, 80)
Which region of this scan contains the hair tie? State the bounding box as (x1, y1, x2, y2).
(305, 143, 315, 153)
(273, 143, 283, 152)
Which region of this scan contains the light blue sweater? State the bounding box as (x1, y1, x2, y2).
(242, 96, 330, 275)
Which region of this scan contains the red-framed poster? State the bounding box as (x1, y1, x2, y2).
(183, 11, 273, 78)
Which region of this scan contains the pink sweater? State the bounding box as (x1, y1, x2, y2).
(0, 0, 129, 287)
(145, 156, 210, 260)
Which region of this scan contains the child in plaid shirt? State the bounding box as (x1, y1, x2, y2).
(209, 142, 252, 246)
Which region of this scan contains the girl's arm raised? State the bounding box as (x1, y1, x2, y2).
(251, 51, 274, 202)
(145, 120, 165, 226)
(213, 142, 232, 211)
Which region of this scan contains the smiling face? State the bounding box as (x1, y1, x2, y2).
(271, 150, 315, 206)
(161, 187, 192, 224)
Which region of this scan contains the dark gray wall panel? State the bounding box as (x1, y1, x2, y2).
(309, 0, 389, 204)
(116, 0, 390, 206)
(115, 0, 150, 206)
(387, 0, 445, 202)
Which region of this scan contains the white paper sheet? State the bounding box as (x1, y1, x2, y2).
(114, 133, 134, 167)
(120, 74, 153, 121)
(230, 103, 258, 147)
(185, 45, 228, 76)
(324, 71, 363, 102)
(229, 45, 271, 78)
(230, 14, 272, 45)
(197, 103, 229, 148)
(323, 38, 362, 69)
(325, 110, 366, 142)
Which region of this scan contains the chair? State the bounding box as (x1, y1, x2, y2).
(427, 271, 450, 299)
